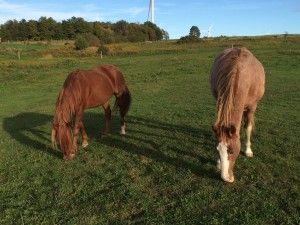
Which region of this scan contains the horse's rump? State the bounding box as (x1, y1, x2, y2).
(210, 47, 265, 128)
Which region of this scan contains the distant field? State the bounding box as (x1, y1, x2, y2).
(0, 36, 299, 224)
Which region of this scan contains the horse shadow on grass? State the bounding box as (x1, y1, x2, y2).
(2, 112, 61, 158)
(3, 111, 218, 180)
(84, 112, 219, 180)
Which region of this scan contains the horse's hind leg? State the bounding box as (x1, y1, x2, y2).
(243, 107, 256, 157)
(79, 121, 88, 148)
(119, 101, 127, 135)
(120, 113, 126, 135)
(117, 94, 130, 135)
(102, 101, 111, 137)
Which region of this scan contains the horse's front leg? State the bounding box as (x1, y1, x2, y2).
(243, 108, 256, 157)
(79, 120, 88, 148)
(101, 101, 111, 137)
(70, 112, 83, 157)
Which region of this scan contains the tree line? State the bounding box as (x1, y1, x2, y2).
(0, 16, 169, 43)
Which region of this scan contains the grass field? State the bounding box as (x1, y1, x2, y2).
(0, 36, 300, 224)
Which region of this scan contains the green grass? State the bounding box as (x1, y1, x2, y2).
(0, 37, 300, 224)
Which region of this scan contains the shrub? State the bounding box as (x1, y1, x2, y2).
(97, 44, 109, 55)
(177, 35, 202, 44)
(75, 36, 88, 50)
(81, 33, 100, 47)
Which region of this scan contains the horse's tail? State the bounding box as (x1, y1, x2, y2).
(113, 85, 132, 116)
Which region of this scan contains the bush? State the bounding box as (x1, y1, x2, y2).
(81, 33, 100, 47)
(97, 44, 109, 55)
(74, 33, 100, 50)
(177, 35, 202, 44)
(75, 36, 88, 50)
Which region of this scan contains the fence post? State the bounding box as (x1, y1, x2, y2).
(17, 49, 21, 60)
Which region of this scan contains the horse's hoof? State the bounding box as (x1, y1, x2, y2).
(227, 176, 235, 183)
(221, 175, 235, 183)
(82, 143, 89, 148)
(245, 152, 253, 158)
(120, 126, 126, 135)
(101, 133, 111, 138)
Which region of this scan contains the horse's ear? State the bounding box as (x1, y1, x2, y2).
(227, 125, 236, 137)
(212, 125, 218, 134)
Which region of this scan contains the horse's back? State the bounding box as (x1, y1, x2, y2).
(80, 64, 128, 108)
(69, 65, 119, 108)
(209, 48, 241, 99)
(236, 48, 265, 103)
(210, 47, 265, 101)
(96, 64, 128, 96)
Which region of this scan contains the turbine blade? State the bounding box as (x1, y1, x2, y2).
(148, 0, 151, 21)
(152, 0, 154, 23)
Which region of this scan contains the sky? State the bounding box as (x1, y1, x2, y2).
(0, 0, 299, 39)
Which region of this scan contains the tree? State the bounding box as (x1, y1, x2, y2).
(189, 26, 200, 38)
(62, 19, 76, 39)
(38, 16, 57, 40)
(161, 29, 170, 40)
(18, 19, 28, 40)
(144, 21, 163, 41)
(0, 17, 168, 43)
(1, 20, 19, 40)
(53, 22, 65, 40)
(27, 20, 39, 40)
(73, 17, 91, 34)
(114, 20, 128, 36)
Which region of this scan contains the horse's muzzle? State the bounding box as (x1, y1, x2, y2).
(63, 153, 75, 160)
(221, 175, 235, 183)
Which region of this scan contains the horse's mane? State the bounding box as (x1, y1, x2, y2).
(54, 70, 82, 124)
(215, 48, 242, 127)
(52, 70, 83, 149)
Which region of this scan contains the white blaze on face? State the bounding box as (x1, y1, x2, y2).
(217, 142, 232, 182)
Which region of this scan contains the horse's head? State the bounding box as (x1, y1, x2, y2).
(212, 124, 240, 183)
(52, 122, 75, 160)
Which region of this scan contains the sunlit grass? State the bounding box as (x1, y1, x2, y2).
(0, 36, 300, 224)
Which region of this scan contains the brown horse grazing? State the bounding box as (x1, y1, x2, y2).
(52, 64, 131, 160)
(210, 47, 265, 182)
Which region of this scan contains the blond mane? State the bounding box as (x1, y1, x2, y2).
(214, 48, 242, 127)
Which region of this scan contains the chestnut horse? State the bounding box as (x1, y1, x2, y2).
(210, 48, 265, 182)
(52, 64, 131, 160)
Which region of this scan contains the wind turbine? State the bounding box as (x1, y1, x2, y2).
(147, 0, 155, 23)
(204, 24, 213, 37)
